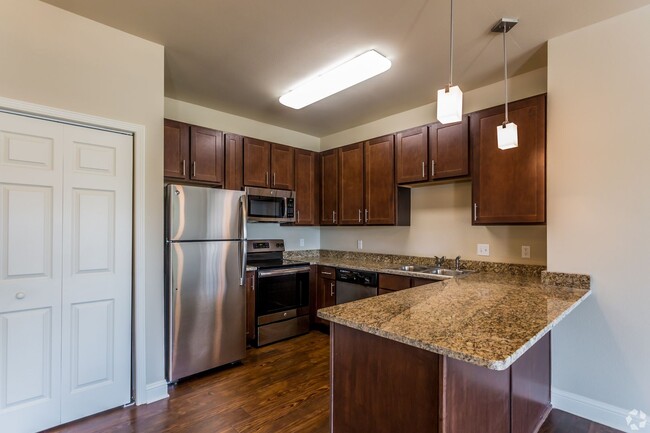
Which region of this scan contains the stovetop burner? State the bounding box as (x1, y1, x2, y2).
(246, 239, 309, 269)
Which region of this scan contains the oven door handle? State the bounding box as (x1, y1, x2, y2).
(257, 266, 311, 278)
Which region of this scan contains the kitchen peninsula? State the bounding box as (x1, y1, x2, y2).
(318, 272, 590, 433)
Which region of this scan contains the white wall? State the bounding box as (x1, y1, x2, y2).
(0, 0, 166, 395)
(547, 6, 650, 430)
(320, 68, 549, 264)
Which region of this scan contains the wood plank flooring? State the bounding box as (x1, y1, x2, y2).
(45, 331, 621, 433)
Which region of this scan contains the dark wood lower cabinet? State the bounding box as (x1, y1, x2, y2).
(330, 324, 551, 433)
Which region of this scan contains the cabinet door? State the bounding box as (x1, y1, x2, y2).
(270, 143, 295, 190)
(338, 142, 364, 225)
(316, 267, 336, 325)
(190, 126, 224, 184)
(164, 119, 189, 180)
(471, 94, 546, 224)
(320, 148, 339, 225)
(294, 149, 319, 225)
(396, 126, 428, 184)
(429, 117, 469, 180)
(224, 133, 243, 191)
(245, 271, 255, 342)
(243, 137, 271, 187)
(411, 277, 435, 288)
(364, 135, 395, 225)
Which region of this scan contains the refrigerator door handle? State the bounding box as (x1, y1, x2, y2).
(239, 196, 248, 285)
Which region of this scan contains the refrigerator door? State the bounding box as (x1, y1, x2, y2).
(167, 184, 245, 241)
(168, 240, 245, 382)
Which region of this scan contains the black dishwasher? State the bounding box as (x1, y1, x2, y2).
(335, 269, 378, 304)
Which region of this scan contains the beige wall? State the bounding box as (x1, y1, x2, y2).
(320, 68, 549, 264)
(0, 0, 166, 390)
(547, 5, 650, 429)
(165, 98, 320, 151)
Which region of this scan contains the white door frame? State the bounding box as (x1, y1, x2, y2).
(0, 96, 151, 405)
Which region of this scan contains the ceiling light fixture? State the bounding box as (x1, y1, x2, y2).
(436, 0, 463, 124)
(279, 50, 391, 109)
(492, 17, 519, 150)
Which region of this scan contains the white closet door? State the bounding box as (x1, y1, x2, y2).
(60, 125, 133, 422)
(0, 113, 64, 432)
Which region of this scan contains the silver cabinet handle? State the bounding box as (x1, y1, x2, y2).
(330, 282, 335, 297)
(431, 160, 435, 177)
(474, 203, 478, 221)
(422, 161, 425, 178)
(265, 172, 269, 186)
(358, 209, 361, 223)
(332, 210, 336, 223)
(15, 292, 25, 300)
(182, 160, 186, 177)
(273, 172, 276, 186)
(321, 271, 332, 276)
(297, 210, 300, 222)
(365, 209, 369, 223)
(192, 161, 196, 177)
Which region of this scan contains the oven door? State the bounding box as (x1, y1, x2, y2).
(256, 266, 310, 320)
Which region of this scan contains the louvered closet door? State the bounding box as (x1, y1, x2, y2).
(60, 125, 132, 422)
(0, 112, 64, 432)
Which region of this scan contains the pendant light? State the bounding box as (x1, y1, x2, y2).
(492, 18, 518, 150)
(436, 0, 463, 124)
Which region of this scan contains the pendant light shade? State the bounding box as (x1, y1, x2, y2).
(437, 85, 463, 124)
(492, 18, 518, 150)
(436, 0, 463, 124)
(497, 122, 518, 150)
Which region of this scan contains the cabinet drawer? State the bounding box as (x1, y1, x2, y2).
(319, 266, 335, 279)
(378, 273, 411, 291)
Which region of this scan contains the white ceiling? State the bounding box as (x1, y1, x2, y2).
(43, 0, 650, 136)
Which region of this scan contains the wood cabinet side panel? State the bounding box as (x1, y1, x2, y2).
(331, 324, 440, 433)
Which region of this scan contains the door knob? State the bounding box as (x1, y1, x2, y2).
(15, 292, 26, 300)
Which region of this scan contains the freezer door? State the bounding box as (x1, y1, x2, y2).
(168, 240, 245, 382)
(167, 184, 245, 241)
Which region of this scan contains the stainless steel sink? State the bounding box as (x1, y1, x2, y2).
(386, 264, 431, 272)
(427, 268, 475, 277)
(385, 264, 475, 279)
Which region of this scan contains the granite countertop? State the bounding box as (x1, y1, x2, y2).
(317, 272, 590, 370)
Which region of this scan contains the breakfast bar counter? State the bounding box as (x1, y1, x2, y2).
(317, 272, 590, 433)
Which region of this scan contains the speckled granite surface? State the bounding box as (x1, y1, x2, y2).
(317, 272, 590, 370)
(541, 270, 590, 290)
(284, 249, 547, 280)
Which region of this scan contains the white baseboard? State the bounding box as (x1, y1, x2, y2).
(144, 380, 169, 404)
(552, 387, 638, 431)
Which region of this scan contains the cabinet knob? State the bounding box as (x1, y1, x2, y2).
(15, 292, 26, 300)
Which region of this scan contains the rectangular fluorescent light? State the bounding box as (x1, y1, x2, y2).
(279, 50, 391, 109)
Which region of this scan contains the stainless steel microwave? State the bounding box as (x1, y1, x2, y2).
(245, 187, 295, 223)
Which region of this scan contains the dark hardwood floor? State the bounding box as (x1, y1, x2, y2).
(45, 331, 621, 433)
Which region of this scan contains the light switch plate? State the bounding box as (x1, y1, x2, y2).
(299, 238, 305, 247)
(357, 240, 363, 250)
(477, 244, 490, 256)
(521, 245, 531, 259)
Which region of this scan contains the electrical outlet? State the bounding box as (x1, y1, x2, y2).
(521, 245, 531, 259)
(477, 244, 490, 256)
(299, 238, 305, 247)
(357, 240, 363, 250)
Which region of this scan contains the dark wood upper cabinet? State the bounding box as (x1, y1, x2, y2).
(338, 143, 365, 225)
(224, 133, 243, 191)
(396, 126, 428, 184)
(270, 143, 295, 190)
(320, 148, 339, 225)
(429, 116, 469, 180)
(294, 149, 319, 225)
(470, 94, 546, 225)
(189, 126, 224, 184)
(243, 137, 271, 188)
(164, 119, 190, 180)
(164, 119, 224, 186)
(364, 135, 396, 225)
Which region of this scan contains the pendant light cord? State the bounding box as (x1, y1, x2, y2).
(449, 0, 454, 87)
(503, 25, 509, 124)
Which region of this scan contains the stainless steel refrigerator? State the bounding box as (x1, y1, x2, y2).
(165, 184, 247, 382)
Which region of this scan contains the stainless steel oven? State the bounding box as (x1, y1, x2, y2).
(247, 240, 310, 346)
(245, 187, 295, 223)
